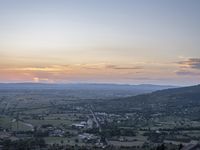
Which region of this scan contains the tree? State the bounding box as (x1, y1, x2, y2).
(75, 139, 79, 143)
(179, 143, 183, 150)
(156, 144, 166, 150)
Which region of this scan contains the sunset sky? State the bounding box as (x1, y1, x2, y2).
(0, 0, 200, 85)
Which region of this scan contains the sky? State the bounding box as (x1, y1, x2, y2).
(0, 0, 200, 85)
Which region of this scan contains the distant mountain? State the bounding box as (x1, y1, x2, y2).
(0, 83, 177, 99)
(0, 83, 176, 91)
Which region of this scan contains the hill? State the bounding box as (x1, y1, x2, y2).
(96, 84, 200, 120)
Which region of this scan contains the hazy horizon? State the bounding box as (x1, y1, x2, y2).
(0, 82, 180, 86)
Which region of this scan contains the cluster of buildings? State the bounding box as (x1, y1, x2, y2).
(39, 125, 65, 137)
(71, 118, 94, 129)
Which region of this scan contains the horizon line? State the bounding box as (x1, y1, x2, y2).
(0, 81, 186, 87)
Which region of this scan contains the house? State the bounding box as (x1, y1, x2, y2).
(87, 119, 93, 129)
(0, 132, 10, 139)
(71, 123, 85, 129)
(49, 129, 65, 137)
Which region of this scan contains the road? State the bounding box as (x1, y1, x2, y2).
(89, 105, 110, 146)
(89, 105, 102, 132)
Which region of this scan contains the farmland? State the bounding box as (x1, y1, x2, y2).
(0, 84, 200, 149)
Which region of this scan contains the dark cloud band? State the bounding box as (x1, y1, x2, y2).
(178, 58, 200, 69)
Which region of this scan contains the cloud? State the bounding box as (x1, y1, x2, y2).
(176, 70, 200, 76)
(178, 58, 200, 69)
(1, 65, 72, 73)
(125, 77, 154, 80)
(33, 77, 52, 83)
(106, 65, 143, 70)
